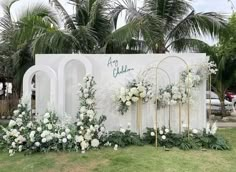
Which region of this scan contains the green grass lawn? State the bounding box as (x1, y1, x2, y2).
(0, 128, 236, 172)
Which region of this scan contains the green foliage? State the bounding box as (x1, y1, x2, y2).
(143, 127, 231, 151)
(110, 0, 226, 53)
(105, 129, 143, 147)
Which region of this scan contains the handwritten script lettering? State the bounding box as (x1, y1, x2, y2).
(107, 57, 134, 78)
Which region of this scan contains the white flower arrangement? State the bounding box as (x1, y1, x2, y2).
(116, 79, 153, 114)
(206, 122, 218, 135)
(75, 74, 106, 153)
(156, 61, 217, 108)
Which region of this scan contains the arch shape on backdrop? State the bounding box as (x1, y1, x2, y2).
(145, 55, 190, 147)
(23, 65, 58, 112)
(57, 56, 93, 117)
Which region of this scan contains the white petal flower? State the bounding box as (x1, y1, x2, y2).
(44, 112, 50, 119)
(192, 129, 198, 134)
(8, 120, 16, 128)
(131, 97, 139, 102)
(91, 139, 100, 148)
(65, 128, 71, 133)
(120, 128, 126, 134)
(140, 92, 146, 98)
(42, 138, 47, 143)
(114, 144, 118, 151)
(37, 127, 42, 132)
(150, 132, 155, 136)
(161, 135, 166, 140)
(126, 101, 131, 106)
(165, 129, 169, 133)
(67, 134, 72, 140)
(43, 118, 49, 124)
(75, 135, 84, 143)
(47, 124, 53, 130)
(159, 130, 164, 135)
(62, 138, 67, 143)
(35, 142, 40, 147)
(86, 99, 93, 105)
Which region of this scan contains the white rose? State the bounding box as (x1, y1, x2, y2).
(114, 144, 118, 151)
(75, 135, 84, 143)
(84, 133, 92, 141)
(80, 106, 86, 113)
(120, 128, 126, 134)
(192, 129, 198, 134)
(35, 142, 40, 147)
(18, 145, 23, 152)
(150, 132, 155, 136)
(126, 96, 131, 101)
(30, 131, 36, 138)
(61, 132, 66, 137)
(120, 87, 126, 95)
(161, 135, 166, 140)
(130, 87, 138, 95)
(86, 99, 93, 105)
(131, 96, 139, 102)
(137, 85, 145, 92)
(47, 124, 53, 130)
(65, 128, 70, 133)
(126, 101, 131, 106)
(16, 118, 23, 126)
(140, 92, 146, 98)
(17, 104, 21, 108)
(44, 112, 50, 119)
(67, 134, 72, 140)
(87, 110, 94, 116)
(11, 142, 16, 148)
(62, 138, 67, 143)
(13, 110, 19, 115)
(21, 112, 26, 115)
(42, 138, 47, 143)
(27, 122, 33, 128)
(9, 149, 14, 156)
(43, 118, 49, 124)
(159, 130, 164, 135)
(165, 129, 169, 133)
(80, 113, 84, 120)
(81, 141, 88, 150)
(8, 120, 16, 128)
(91, 139, 100, 148)
(37, 127, 42, 132)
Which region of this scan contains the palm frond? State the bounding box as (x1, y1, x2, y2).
(49, 0, 76, 30)
(167, 38, 209, 52)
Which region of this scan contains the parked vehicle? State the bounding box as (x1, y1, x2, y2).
(225, 91, 236, 102)
(206, 91, 234, 115)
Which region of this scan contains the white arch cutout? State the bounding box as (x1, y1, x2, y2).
(57, 56, 93, 116)
(23, 65, 58, 112)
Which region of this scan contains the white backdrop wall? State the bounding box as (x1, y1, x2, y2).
(35, 54, 208, 132)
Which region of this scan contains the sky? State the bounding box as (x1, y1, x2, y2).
(0, 0, 235, 44)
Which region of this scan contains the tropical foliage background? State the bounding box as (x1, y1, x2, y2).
(0, 0, 235, 117)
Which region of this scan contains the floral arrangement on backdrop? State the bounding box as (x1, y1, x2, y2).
(75, 75, 107, 153)
(115, 79, 153, 114)
(156, 61, 218, 108)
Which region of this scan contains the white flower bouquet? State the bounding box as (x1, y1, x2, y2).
(116, 79, 153, 114)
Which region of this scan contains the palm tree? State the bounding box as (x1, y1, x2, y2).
(50, 0, 113, 53)
(110, 0, 226, 53)
(0, 0, 79, 96)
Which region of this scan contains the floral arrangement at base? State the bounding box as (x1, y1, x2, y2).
(75, 75, 107, 153)
(143, 122, 230, 150)
(102, 124, 144, 148)
(116, 79, 153, 114)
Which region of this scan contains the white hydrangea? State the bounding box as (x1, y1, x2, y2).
(91, 139, 100, 148)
